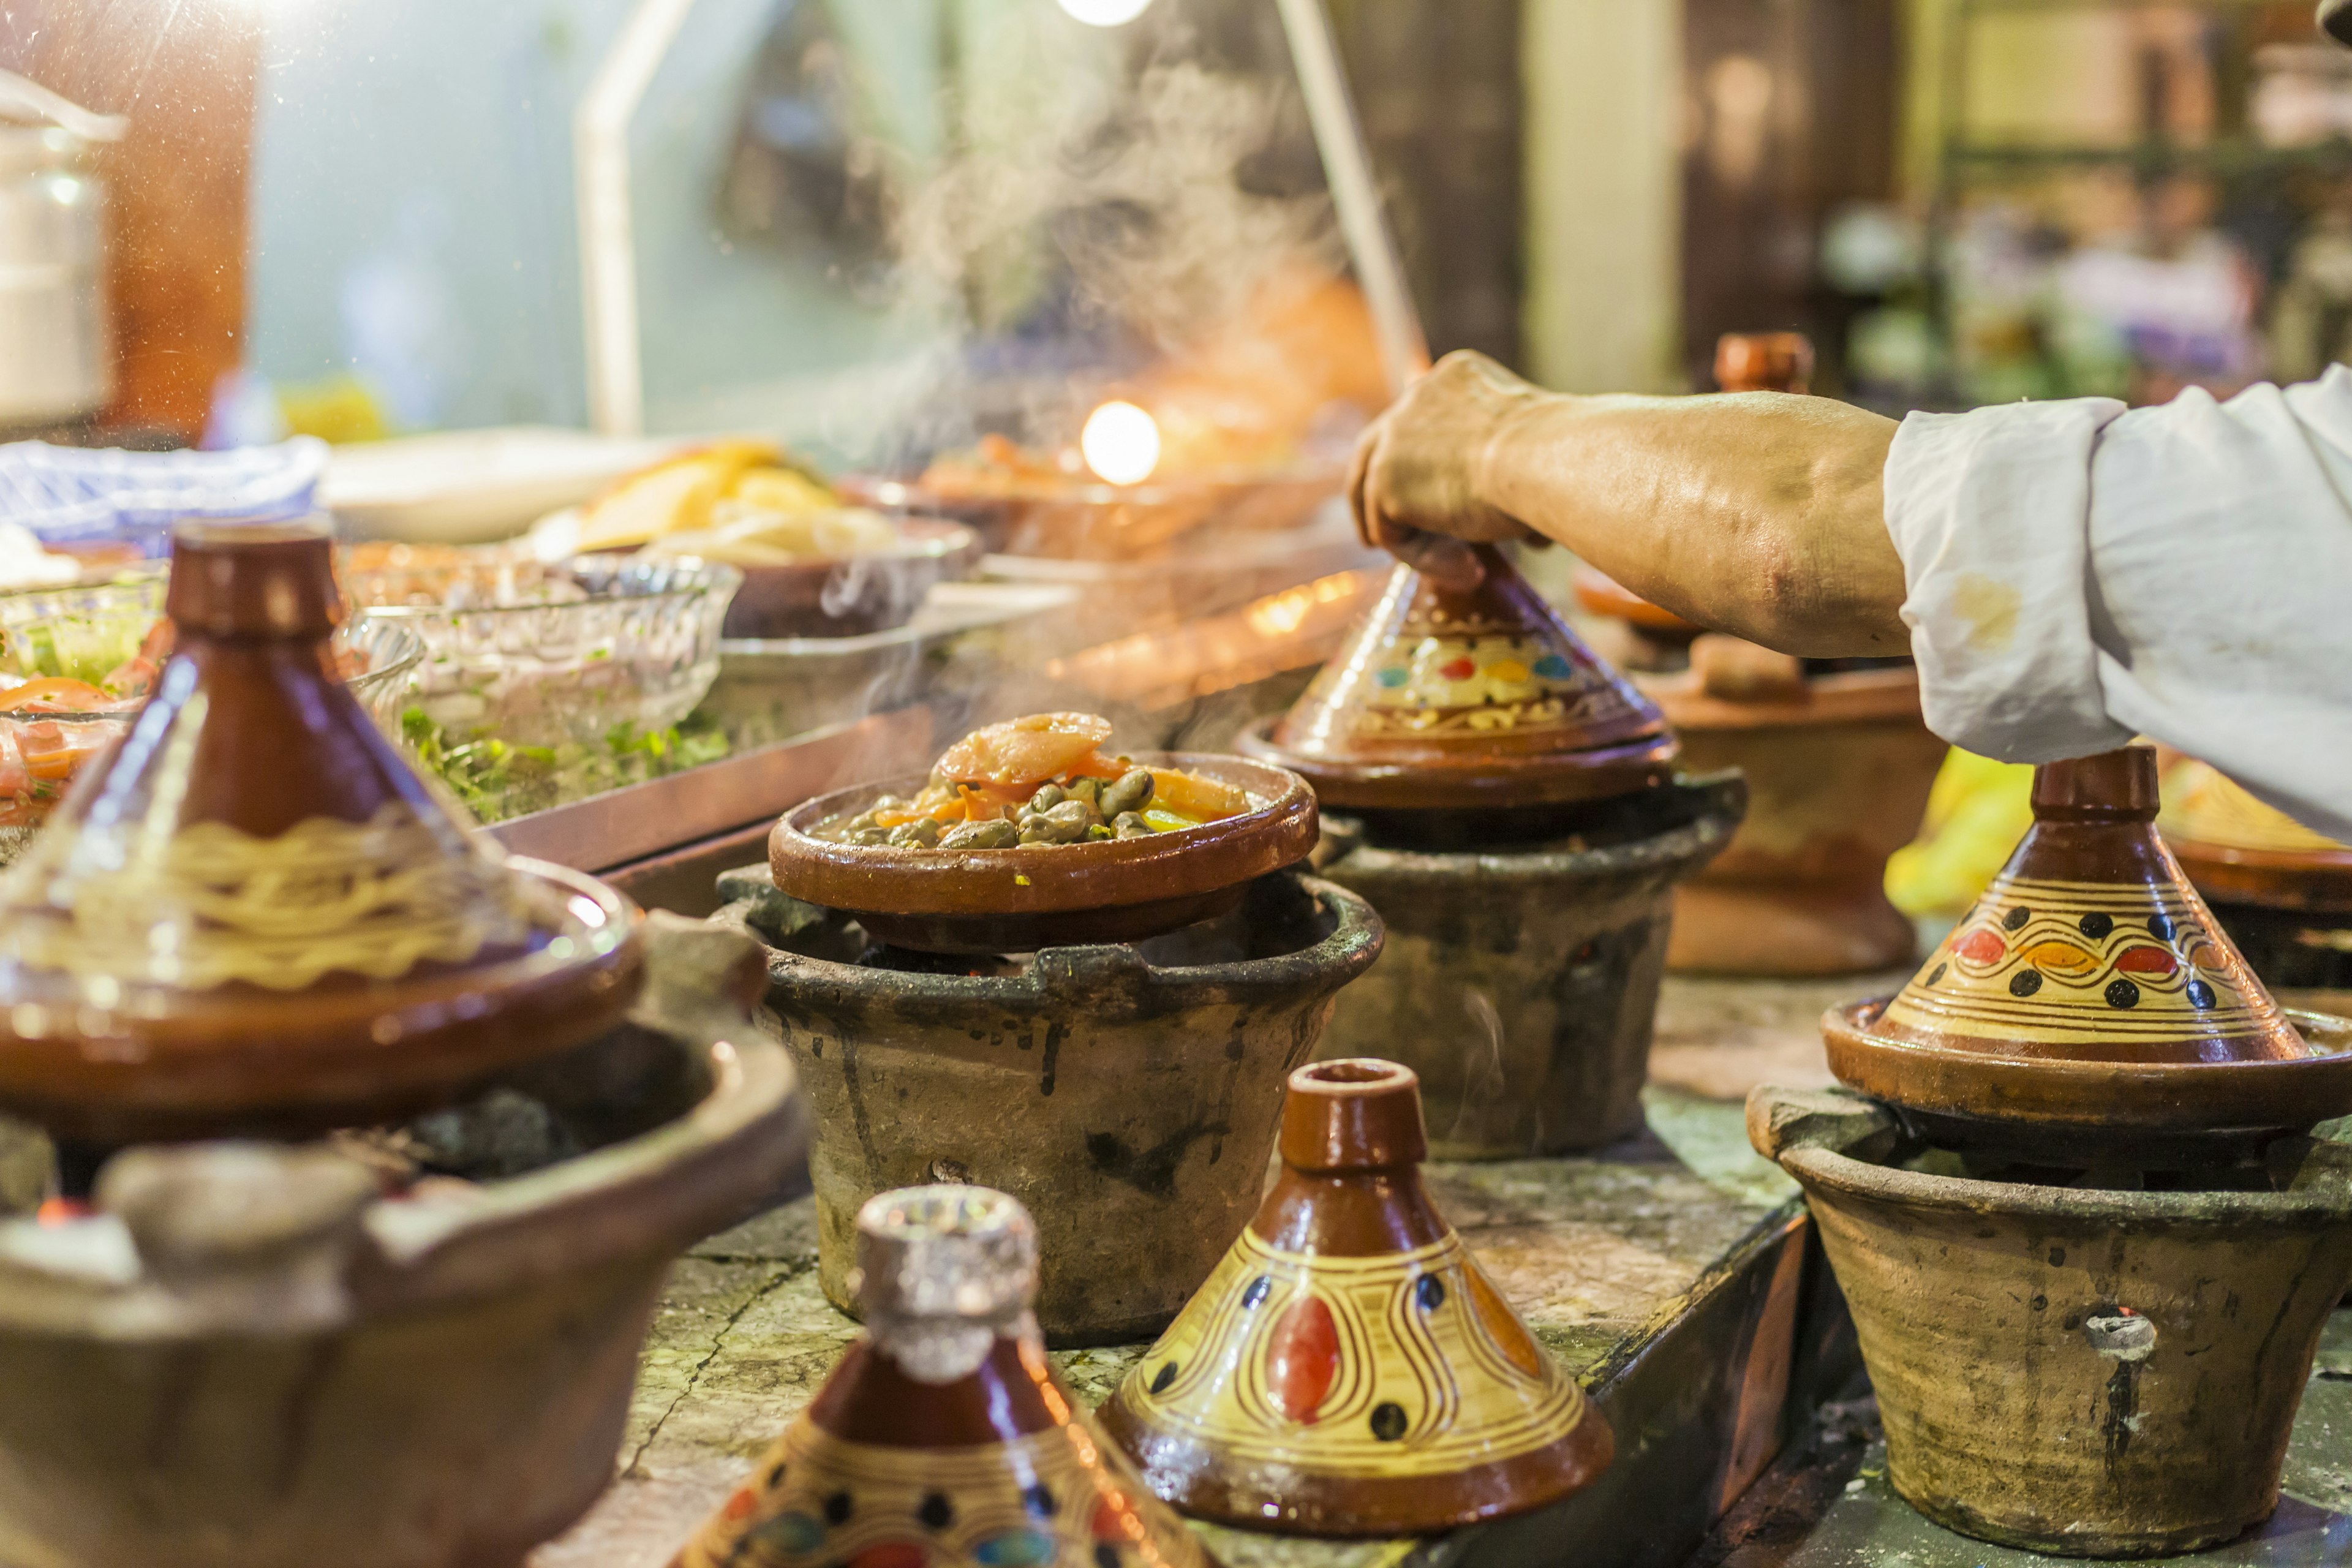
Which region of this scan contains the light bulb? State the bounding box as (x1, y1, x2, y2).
(1080, 401, 1161, 486)
(1057, 0, 1155, 26)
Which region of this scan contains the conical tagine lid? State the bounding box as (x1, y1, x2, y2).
(1098, 1059, 1613, 1536)
(1823, 747, 2352, 1142)
(673, 1185, 1211, 1568)
(1863, 747, 2294, 1065)
(1242, 547, 1675, 812)
(2158, 756, 2352, 911)
(0, 516, 641, 1144)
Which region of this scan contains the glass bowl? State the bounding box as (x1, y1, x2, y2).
(352, 554, 741, 748)
(0, 573, 426, 724)
(0, 578, 426, 862)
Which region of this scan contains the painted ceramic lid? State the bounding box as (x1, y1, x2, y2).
(1824, 747, 2352, 1141)
(0, 516, 642, 1144)
(2158, 756, 2352, 913)
(673, 1185, 1210, 1568)
(1098, 1059, 1613, 1536)
(1240, 548, 1675, 812)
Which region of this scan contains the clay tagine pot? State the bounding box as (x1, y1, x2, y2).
(1823, 747, 2352, 1152)
(2159, 755, 2352, 989)
(768, 753, 1316, 954)
(673, 1183, 1210, 1568)
(1239, 544, 1676, 816)
(0, 516, 644, 1144)
(1099, 1058, 1613, 1534)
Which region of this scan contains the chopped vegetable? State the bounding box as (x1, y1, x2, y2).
(401, 707, 729, 823)
(819, 712, 1251, 850)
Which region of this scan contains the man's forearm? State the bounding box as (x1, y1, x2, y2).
(1473, 391, 1911, 658)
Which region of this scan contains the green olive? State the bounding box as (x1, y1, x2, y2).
(1101, 767, 1155, 819)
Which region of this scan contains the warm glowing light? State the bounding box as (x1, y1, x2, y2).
(1080, 401, 1161, 485)
(1057, 0, 1155, 24)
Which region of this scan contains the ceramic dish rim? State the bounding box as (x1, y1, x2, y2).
(1237, 713, 1679, 811)
(1820, 994, 2352, 1129)
(769, 752, 1317, 919)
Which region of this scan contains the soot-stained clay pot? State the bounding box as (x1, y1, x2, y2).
(2160, 756, 2352, 989)
(1100, 1059, 1613, 1536)
(0, 516, 643, 1144)
(1240, 545, 1675, 814)
(1823, 747, 2352, 1155)
(715, 865, 1382, 1346)
(673, 1185, 1208, 1568)
(0, 916, 804, 1568)
(1311, 775, 1744, 1157)
(1751, 1084, 2352, 1556)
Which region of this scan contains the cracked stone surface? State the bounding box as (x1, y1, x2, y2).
(538, 973, 1820, 1567)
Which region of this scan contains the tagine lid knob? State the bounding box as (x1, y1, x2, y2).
(0, 514, 644, 1145)
(1279, 1057, 1429, 1172)
(848, 1184, 1038, 1382)
(1242, 545, 1676, 812)
(1838, 745, 2305, 1085)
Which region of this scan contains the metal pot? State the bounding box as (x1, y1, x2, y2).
(0, 71, 121, 429)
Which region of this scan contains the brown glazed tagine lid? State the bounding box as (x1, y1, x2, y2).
(1823, 747, 2352, 1144)
(1098, 1058, 1613, 1536)
(1240, 546, 1675, 813)
(673, 1185, 1210, 1568)
(0, 516, 643, 1144)
(2158, 756, 2352, 913)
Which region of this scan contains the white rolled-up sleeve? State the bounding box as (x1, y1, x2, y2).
(1883, 367, 2352, 843)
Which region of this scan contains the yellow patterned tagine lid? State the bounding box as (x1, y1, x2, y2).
(673, 1185, 1211, 1568)
(2158, 755, 2352, 914)
(1097, 1059, 1613, 1536)
(1823, 747, 2352, 1141)
(1239, 546, 1675, 812)
(0, 516, 643, 1145)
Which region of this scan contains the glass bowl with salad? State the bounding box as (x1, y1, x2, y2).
(0, 573, 425, 857)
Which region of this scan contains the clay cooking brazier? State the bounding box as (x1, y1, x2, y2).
(1100, 1058, 1613, 1535)
(1244, 543, 1738, 1157)
(0, 516, 643, 1144)
(718, 865, 1381, 1345)
(673, 1185, 1207, 1568)
(1750, 1085, 2352, 1556)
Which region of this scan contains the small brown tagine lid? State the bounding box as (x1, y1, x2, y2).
(1240, 546, 1675, 812)
(0, 516, 643, 1144)
(1824, 746, 2352, 1142)
(2158, 756, 2352, 913)
(673, 1184, 1212, 1568)
(1098, 1058, 1613, 1536)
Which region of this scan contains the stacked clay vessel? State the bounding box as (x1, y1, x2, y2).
(0, 516, 643, 1145)
(1101, 1059, 1612, 1534)
(674, 1185, 1207, 1568)
(1243, 546, 1741, 1156)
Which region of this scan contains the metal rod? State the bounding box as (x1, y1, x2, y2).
(1273, 0, 1431, 398)
(576, 0, 702, 438)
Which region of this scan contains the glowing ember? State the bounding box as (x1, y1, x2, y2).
(1080, 401, 1163, 486)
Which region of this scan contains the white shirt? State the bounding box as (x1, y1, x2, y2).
(1884, 367, 2352, 842)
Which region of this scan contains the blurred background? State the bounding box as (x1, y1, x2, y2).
(9, 0, 2348, 453)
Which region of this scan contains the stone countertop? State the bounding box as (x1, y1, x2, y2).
(535, 971, 1856, 1568)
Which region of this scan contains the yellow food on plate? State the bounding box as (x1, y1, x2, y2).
(568, 441, 903, 564)
(823, 714, 1253, 850)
